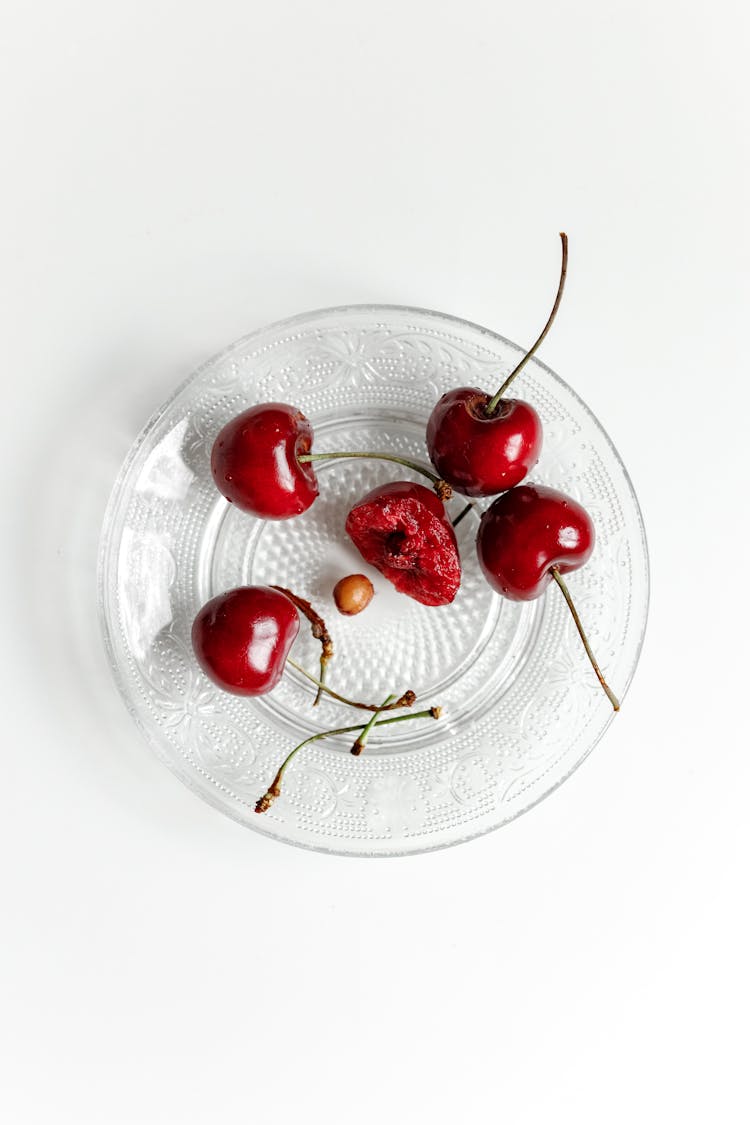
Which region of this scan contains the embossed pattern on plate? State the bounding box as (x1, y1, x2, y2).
(99, 306, 649, 855)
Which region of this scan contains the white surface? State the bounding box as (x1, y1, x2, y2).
(0, 2, 747, 1121)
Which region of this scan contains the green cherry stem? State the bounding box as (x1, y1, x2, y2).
(485, 232, 569, 416)
(551, 567, 620, 712)
(286, 657, 416, 712)
(255, 706, 443, 813)
(351, 695, 394, 756)
(298, 451, 452, 501)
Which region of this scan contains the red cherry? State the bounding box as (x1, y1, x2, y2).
(211, 403, 318, 519)
(477, 484, 618, 710)
(426, 233, 568, 497)
(345, 481, 461, 607)
(193, 585, 417, 712)
(476, 484, 594, 599)
(426, 388, 542, 496)
(192, 586, 300, 695)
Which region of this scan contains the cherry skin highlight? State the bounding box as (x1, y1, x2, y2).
(345, 481, 461, 607)
(476, 484, 594, 600)
(192, 586, 300, 695)
(211, 403, 318, 520)
(426, 388, 542, 497)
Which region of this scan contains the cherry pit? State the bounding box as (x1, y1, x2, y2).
(193, 233, 620, 813)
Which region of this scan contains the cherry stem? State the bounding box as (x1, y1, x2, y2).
(270, 585, 333, 707)
(451, 501, 474, 528)
(551, 567, 620, 712)
(298, 451, 452, 501)
(351, 695, 394, 756)
(485, 232, 569, 415)
(286, 657, 416, 713)
(255, 706, 442, 813)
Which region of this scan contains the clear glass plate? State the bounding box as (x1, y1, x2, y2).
(98, 305, 649, 856)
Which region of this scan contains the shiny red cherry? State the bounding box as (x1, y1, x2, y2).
(192, 586, 300, 695)
(426, 233, 568, 497)
(345, 481, 461, 606)
(476, 484, 594, 599)
(426, 389, 542, 496)
(477, 483, 619, 710)
(211, 403, 318, 519)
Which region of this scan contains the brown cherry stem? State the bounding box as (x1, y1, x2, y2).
(270, 585, 333, 706)
(551, 567, 620, 712)
(351, 695, 394, 756)
(286, 657, 416, 712)
(298, 451, 452, 501)
(255, 706, 442, 813)
(485, 232, 569, 415)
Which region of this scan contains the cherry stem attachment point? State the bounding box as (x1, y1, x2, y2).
(286, 657, 416, 713)
(351, 694, 394, 755)
(298, 451, 452, 501)
(255, 706, 442, 813)
(270, 586, 333, 707)
(551, 567, 620, 712)
(485, 232, 569, 416)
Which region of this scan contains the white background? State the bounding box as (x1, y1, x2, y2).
(1, 2, 748, 1122)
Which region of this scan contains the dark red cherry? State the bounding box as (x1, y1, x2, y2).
(427, 233, 568, 497)
(211, 403, 318, 519)
(476, 483, 619, 711)
(192, 586, 300, 695)
(426, 388, 542, 496)
(476, 484, 593, 599)
(345, 481, 461, 607)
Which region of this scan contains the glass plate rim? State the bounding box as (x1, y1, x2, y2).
(97, 303, 651, 857)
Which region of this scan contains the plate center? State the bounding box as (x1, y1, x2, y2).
(206, 415, 538, 749)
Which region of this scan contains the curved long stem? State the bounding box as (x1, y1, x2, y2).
(255, 706, 442, 813)
(298, 451, 452, 501)
(485, 232, 568, 415)
(270, 586, 333, 707)
(551, 567, 620, 712)
(286, 657, 415, 712)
